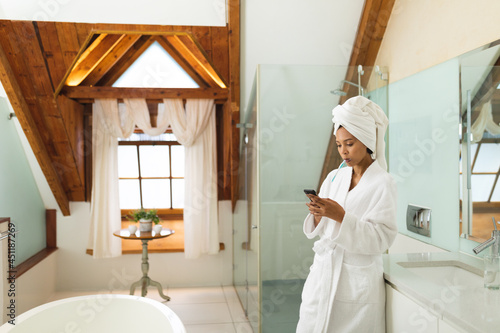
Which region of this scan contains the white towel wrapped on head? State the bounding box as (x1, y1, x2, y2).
(332, 96, 389, 170)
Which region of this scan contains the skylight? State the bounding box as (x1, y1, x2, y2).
(112, 41, 199, 88)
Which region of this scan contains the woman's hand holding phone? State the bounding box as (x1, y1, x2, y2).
(304, 189, 321, 226)
(304, 189, 317, 200)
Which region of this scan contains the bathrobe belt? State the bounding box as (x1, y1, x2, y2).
(312, 238, 345, 333)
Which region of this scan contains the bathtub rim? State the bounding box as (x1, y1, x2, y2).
(0, 294, 186, 332)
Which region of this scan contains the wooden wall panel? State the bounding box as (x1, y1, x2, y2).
(57, 95, 85, 197)
(230, 109, 240, 207)
(192, 26, 212, 59)
(0, 22, 39, 103)
(55, 23, 81, 71)
(228, 0, 241, 209)
(222, 101, 233, 200)
(75, 23, 93, 46)
(211, 27, 229, 85)
(35, 22, 66, 90)
(216, 105, 225, 200)
(12, 22, 54, 99)
(46, 209, 57, 248)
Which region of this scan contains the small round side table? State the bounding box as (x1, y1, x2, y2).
(113, 228, 174, 301)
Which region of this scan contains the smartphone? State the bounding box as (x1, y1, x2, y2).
(303, 189, 317, 196)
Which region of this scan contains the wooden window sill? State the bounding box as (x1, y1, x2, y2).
(86, 218, 225, 255)
(86, 243, 225, 255)
(9, 210, 57, 278)
(14, 247, 58, 278)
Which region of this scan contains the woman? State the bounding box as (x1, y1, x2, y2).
(296, 96, 397, 333)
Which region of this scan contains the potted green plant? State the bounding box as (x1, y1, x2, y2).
(128, 208, 160, 232)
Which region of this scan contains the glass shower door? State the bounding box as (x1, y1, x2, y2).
(234, 64, 389, 333)
(233, 77, 259, 331)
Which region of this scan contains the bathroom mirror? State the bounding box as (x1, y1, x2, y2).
(459, 41, 500, 242)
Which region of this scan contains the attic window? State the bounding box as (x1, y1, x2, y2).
(112, 41, 199, 88)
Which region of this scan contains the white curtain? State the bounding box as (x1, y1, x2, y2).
(124, 99, 170, 136)
(88, 98, 218, 259)
(471, 101, 500, 143)
(163, 99, 219, 259)
(88, 99, 135, 258)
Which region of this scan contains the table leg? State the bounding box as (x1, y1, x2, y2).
(140, 239, 149, 297)
(129, 239, 169, 301)
(150, 279, 171, 301)
(130, 239, 150, 297)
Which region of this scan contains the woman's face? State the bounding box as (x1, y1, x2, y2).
(335, 127, 371, 167)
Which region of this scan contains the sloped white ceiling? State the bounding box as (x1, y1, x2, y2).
(0, 0, 227, 26)
(241, 0, 365, 109)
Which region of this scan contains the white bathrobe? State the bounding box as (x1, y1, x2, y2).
(296, 162, 397, 333)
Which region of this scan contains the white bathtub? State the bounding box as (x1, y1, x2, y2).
(0, 294, 186, 333)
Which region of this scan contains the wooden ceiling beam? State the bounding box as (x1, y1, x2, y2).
(342, 0, 394, 98)
(318, 0, 395, 189)
(210, 27, 229, 87)
(165, 35, 226, 88)
(0, 38, 70, 216)
(155, 36, 210, 88)
(55, 22, 81, 73)
(65, 33, 125, 86)
(74, 98, 229, 105)
(81, 34, 142, 86)
(179, 34, 228, 88)
(191, 26, 212, 59)
(61, 86, 229, 100)
(35, 22, 68, 91)
(97, 35, 155, 86)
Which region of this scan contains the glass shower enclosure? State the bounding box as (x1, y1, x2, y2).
(233, 65, 389, 332)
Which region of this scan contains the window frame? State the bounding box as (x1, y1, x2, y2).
(118, 132, 185, 220)
(118, 131, 185, 254)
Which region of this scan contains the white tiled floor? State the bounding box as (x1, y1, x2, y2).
(49, 285, 253, 333)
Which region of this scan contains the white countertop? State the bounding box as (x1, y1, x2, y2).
(383, 252, 500, 333)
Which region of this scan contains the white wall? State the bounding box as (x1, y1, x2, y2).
(375, 0, 500, 83)
(15, 252, 57, 316)
(0, 0, 226, 26)
(55, 201, 233, 291)
(10, 202, 232, 307)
